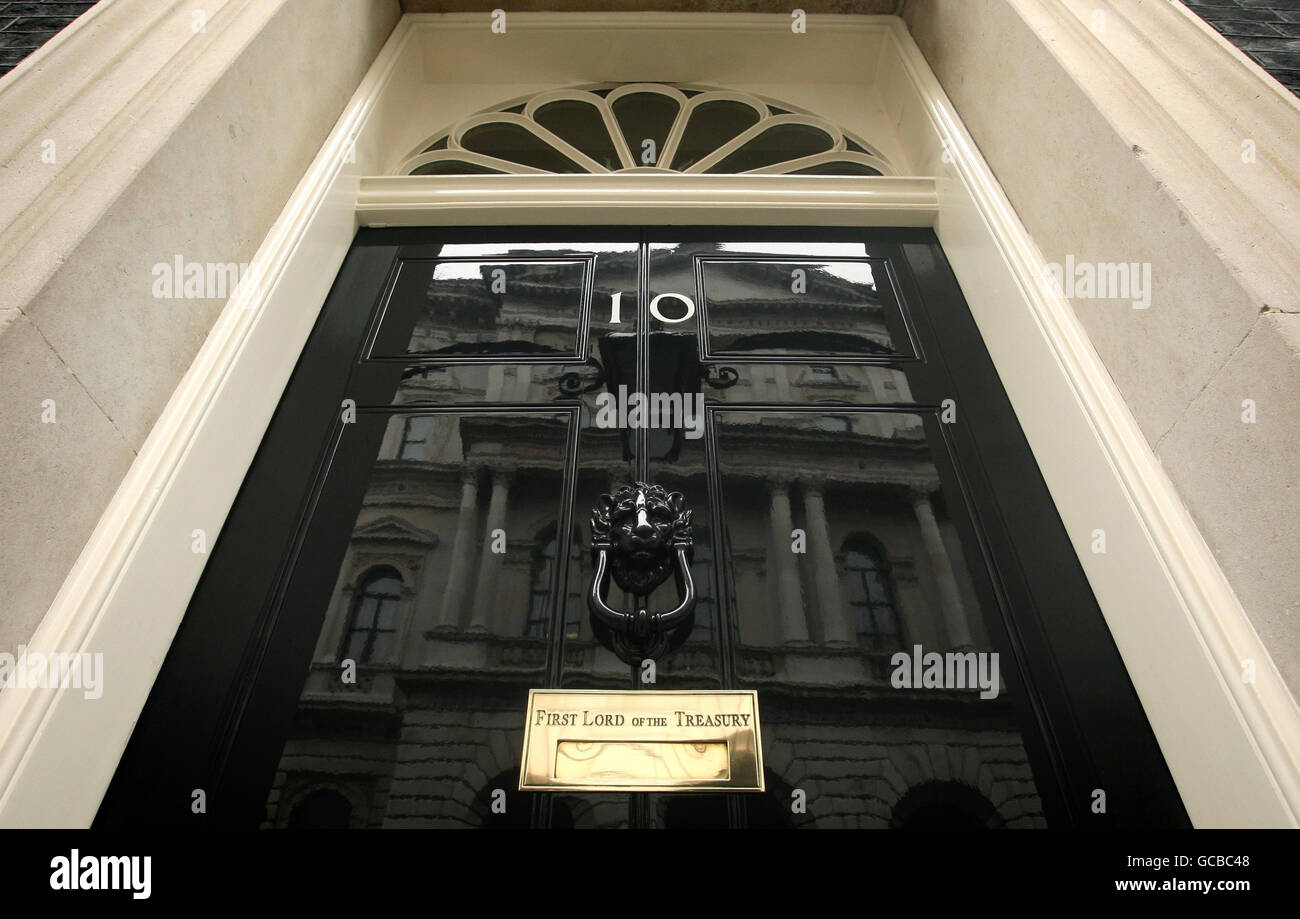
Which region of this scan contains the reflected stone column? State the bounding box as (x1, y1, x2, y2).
(514, 365, 534, 402)
(512, 324, 537, 400)
(772, 365, 793, 401)
(803, 481, 852, 645)
(486, 365, 506, 402)
(911, 486, 972, 649)
(409, 545, 442, 642)
(470, 466, 514, 632)
(435, 467, 480, 630)
(318, 566, 354, 661)
(768, 478, 808, 643)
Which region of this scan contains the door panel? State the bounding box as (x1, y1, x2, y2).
(267, 408, 574, 828)
(712, 408, 1046, 827)
(95, 227, 1188, 829)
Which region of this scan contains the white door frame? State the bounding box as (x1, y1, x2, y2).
(0, 13, 1295, 828)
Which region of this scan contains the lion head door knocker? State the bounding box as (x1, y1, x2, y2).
(588, 482, 696, 664)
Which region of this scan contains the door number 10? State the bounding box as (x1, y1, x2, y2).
(608, 291, 696, 325)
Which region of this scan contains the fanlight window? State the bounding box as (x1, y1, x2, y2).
(399, 84, 891, 177)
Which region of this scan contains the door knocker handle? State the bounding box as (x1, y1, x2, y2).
(588, 482, 696, 664)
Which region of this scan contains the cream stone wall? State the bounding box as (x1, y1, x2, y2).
(903, 0, 1300, 695)
(0, 0, 401, 660)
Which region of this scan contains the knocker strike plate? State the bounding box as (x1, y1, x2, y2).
(519, 689, 764, 792)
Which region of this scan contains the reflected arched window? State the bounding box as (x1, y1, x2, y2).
(841, 536, 901, 650)
(890, 781, 1001, 829)
(288, 788, 352, 829)
(399, 415, 435, 459)
(476, 768, 536, 829)
(690, 526, 715, 643)
(342, 568, 402, 663)
(526, 525, 582, 639)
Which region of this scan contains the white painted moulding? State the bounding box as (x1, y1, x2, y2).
(357, 174, 939, 226)
(0, 12, 1295, 828)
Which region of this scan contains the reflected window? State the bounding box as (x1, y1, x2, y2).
(891, 781, 1000, 829)
(698, 258, 909, 359)
(371, 257, 593, 360)
(841, 536, 901, 650)
(477, 769, 534, 829)
(527, 526, 583, 639)
(343, 568, 402, 663)
(287, 789, 353, 829)
(399, 416, 435, 459)
(691, 527, 715, 643)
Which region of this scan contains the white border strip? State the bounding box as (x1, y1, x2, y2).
(0, 12, 1294, 828)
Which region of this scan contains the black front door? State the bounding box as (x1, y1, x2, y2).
(96, 227, 1188, 829)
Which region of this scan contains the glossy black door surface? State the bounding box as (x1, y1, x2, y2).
(96, 228, 1188, 829)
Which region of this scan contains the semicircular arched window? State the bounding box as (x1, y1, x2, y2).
(399, 84, 892, 178)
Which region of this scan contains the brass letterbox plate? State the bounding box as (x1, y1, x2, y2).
(519, 689, 764, 792)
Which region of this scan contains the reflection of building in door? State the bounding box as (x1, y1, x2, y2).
(265, 250, 1041, 829)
